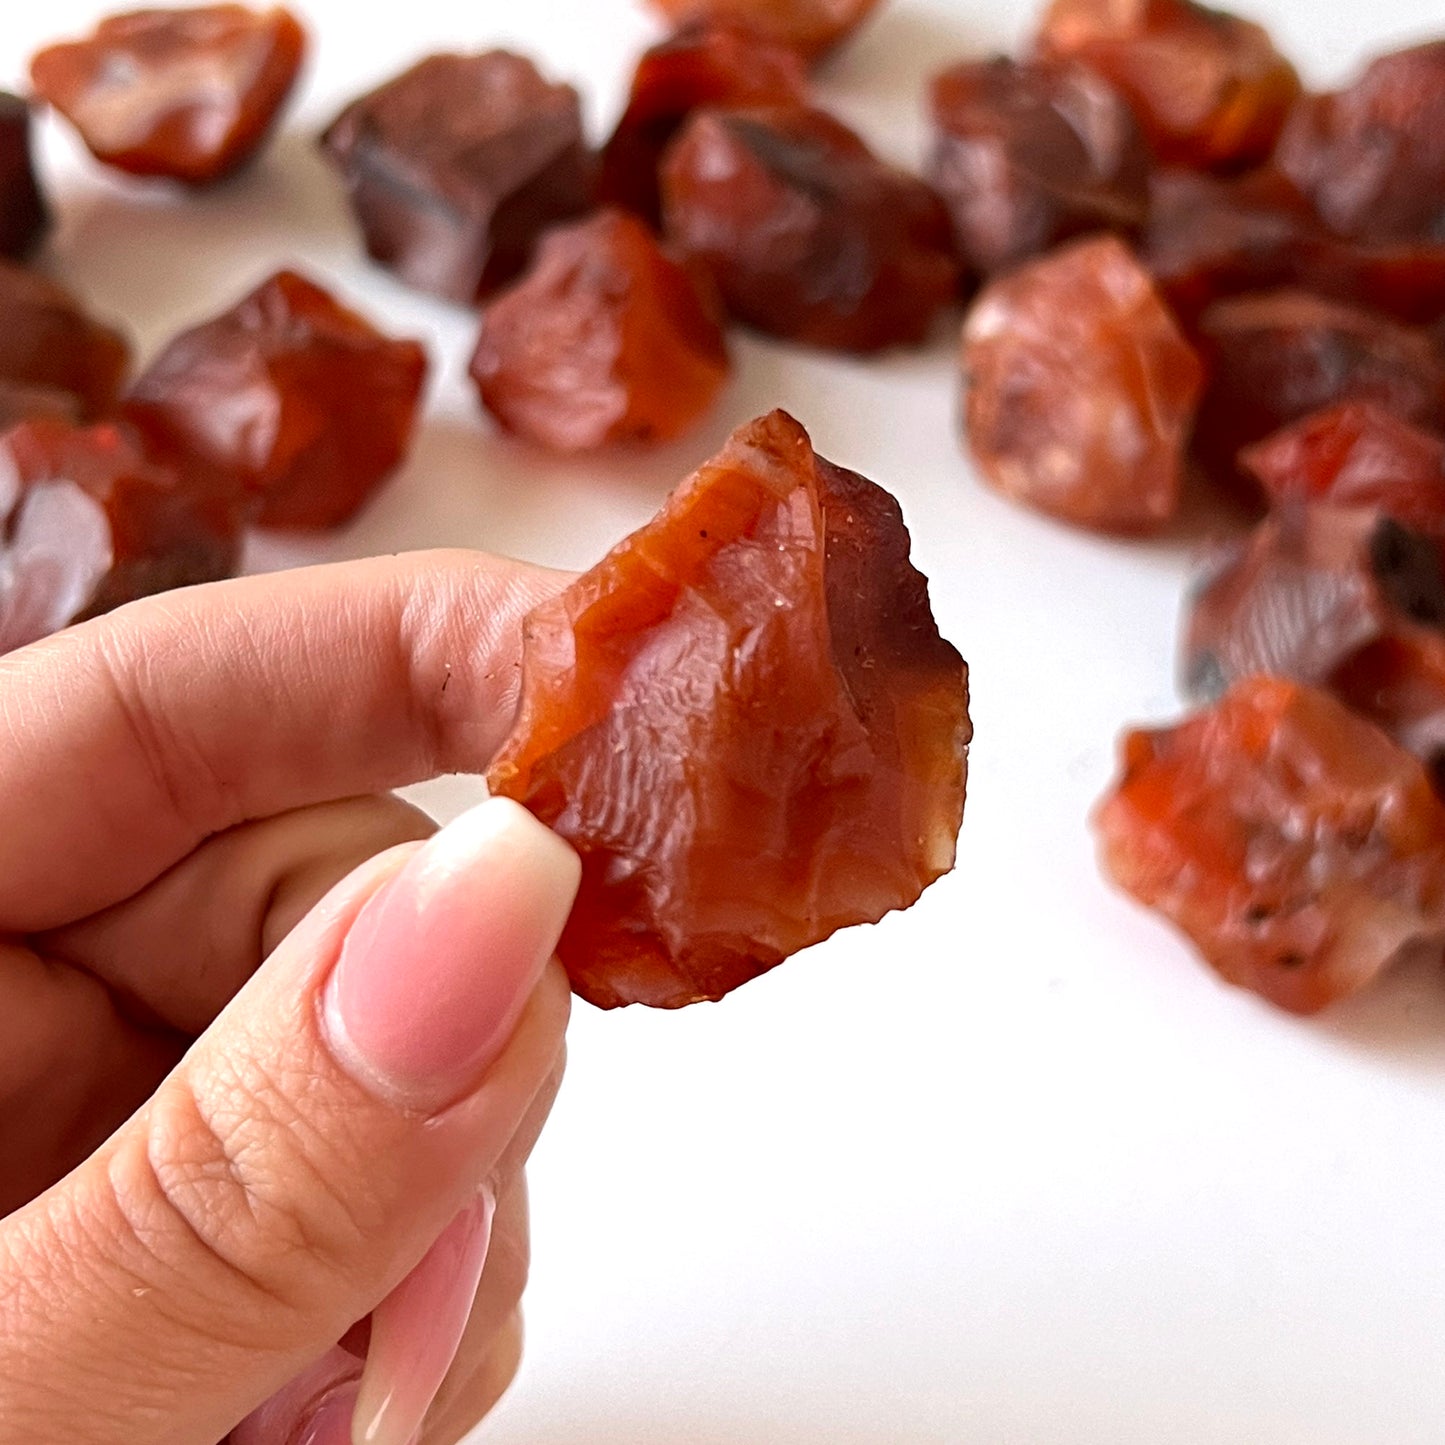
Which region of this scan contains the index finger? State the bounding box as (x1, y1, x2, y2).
(0, 550, 565, 932)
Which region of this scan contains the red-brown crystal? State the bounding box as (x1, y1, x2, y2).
(0, 94, 47, 260)
(0, 417, 238, 655)
(1096, 676, 1445, 1014)
(1182, 505, 1445, 702)
(0, 261, 130, 421)
(1033, 0, 1300, 172)
(1143, 169, 1445, 331)
(660, 105, 958, 353)
(1276, 42, 1445, 246)
(927, 56, 1149, 275)
(470, 210, 730, 453)
(320, 52, 594, 303)
(1239, 403, 1445, 530)
(1193, 291, 1445, 487)
(486, 410, 970, 1010)
(29, 5, 305, 185)
(125, 269, 427, 530)
(597, 23, 810, 226)
(644, 0, 883, 61)
(961, 235, 1204, 533)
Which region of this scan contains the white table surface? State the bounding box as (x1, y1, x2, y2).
(7, 0, 1445, 1439)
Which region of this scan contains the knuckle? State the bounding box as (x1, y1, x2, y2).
(105, 1055, 384, 1344)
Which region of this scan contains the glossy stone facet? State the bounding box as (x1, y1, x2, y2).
(1096, 676, 1445, 1014)
(661, 105, 958, 353)
(1183, 505, 1445, 700)
(0, 93, 48, 260)
(598, 22, 810, 225)
(961, 235, 1204, 532)
(0, 260, 130, 421)
(644, 0, 883, 61)
(1193, 291, 1445, 487)
(1033, 0, 1300, 171)
(1143, 168, 1445, 330)
(487, 410, 971, 1010)
(0, 417, 239, 655)
(125, 270, 427, 530)
(927, 55, 1149, 275)
(321, 51, 594, 303)
(29, 4, 306, 184)
(470, 209, 730, 453)
(1239, 403, 1445, 529)
(1276, 41, 1445, 245)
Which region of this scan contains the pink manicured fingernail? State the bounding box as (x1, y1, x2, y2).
(293, 1381, 361, 1445)
(322, 797, 580, 1109)
(351, 1189, 496, 1445)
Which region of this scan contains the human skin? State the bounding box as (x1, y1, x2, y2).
(0, 551, 580, 1445)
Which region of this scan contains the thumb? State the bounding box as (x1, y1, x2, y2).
(0, 798, 579, 1445)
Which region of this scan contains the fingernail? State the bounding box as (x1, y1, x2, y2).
(351, 1189, 496, 1445)
(322, 797, 580, 1109)
(292, 1381, 361, 1445)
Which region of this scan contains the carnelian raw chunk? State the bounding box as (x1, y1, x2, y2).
(29, 5, 305, 185)
(124, 270, 427, 530)
(0, 260, 129, 420)
(1183, 505, 1445, 702)
(1193, 291, 1445, 488)
(1331, 631, 1445, 795)
(0, 417, 238, 655)
(487, 410, 970, 1010)
(1144, 169, 1445, 329)
(0, 94, 47, 260)
(927, 55, 1149, 275)
(598, 23, 810, 225)
(1239, 403, 1445, 529)
(1095, 676, 1445, 1014)
(644, 0, 883, 62)
(1276, 41, 1445, 245)
(470, 210, 730, 453)
(1033, 0, 1300, 171)
(321, 52, 594, 303)
(660, 105, 957, 353)
(960, 234, 1204, 532)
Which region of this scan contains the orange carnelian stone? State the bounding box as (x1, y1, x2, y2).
(598, 22, 810, 226)
(1331, 631, 1445, 794)
(1182, 506, 1445, 702)
(487, 410, 970, 1010)
(321, 52, 594, 304)
(928, 56, 1149, 275)
(1239, 403, 1445, 529)
(1034, 0, 1300, 171)
(470, 210, 730, 453)
(644, 0, 883, 61)
(125, 270, 427, 530)
(0, 260, 129, 421)
(1193, 292, 1445, 487)
(1143, 168, 1445, 330)
(661, 105, 957, 353)
(961, 234, 1204, 532)
(0, 94, 47, 260)
(1276, 42, 1445, 246)
(29, 5, 305, 185)
(0, 417, 238, 654)
(1096, 677, 1445, 1014)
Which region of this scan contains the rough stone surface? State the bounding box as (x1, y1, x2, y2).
(487, 410, 971, 1010)
(1096, 676, 1445, 1014)
(125, 269, 427, 530)
(470, 210, 730, 453)
(961, 235, 1204, 532)
(29, 4, 306, 184)
(321, 51, 595, 303)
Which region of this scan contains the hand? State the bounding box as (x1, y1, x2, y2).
(0, 551, 581, 1445)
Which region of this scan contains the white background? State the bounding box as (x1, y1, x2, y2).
(6, 0, 1445, 1440)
